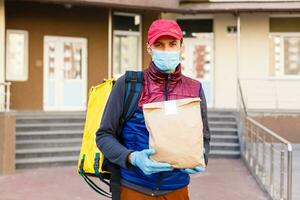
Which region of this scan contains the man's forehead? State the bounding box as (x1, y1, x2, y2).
(154, 35, 180, 44)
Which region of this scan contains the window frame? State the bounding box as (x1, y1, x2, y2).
(5, 29, 29, 81)
(112, 12, 142, 78)
(269, 32, 300, 79)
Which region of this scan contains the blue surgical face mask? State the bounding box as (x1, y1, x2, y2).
(151, 49, 180, 72)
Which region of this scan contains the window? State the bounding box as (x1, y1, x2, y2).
(112, 12, 142, 78)
(6, 30, 28, 81)
(269, 33, 300, 77)
(63, 41, 83, 80)
(177, 19, 213, 37)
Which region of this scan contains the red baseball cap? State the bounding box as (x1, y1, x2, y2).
(147, 19, 183, 45)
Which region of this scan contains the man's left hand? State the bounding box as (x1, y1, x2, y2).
(180, 166, 205, 174)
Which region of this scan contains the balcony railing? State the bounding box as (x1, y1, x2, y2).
(237, 78, 293, 200)
(0, 82, 11, 112)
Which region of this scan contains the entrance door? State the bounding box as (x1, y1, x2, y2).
(43, 36, 87, 111)
(181, 33, 214, 108)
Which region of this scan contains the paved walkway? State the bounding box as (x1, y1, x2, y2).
(0, 159, 269, 200)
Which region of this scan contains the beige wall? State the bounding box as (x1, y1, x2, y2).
(239, 13, 300, 111)
(219, 13, 300, 111)
(214, 14, 237, 109)
(239, 13, 269, 79)
(238, 13, 270, 110)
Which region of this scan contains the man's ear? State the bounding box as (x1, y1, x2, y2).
(147, 43, 152, 56)
(179, 41, 184, 56)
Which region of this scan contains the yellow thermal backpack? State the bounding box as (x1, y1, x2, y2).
(78, 71, 143, 199)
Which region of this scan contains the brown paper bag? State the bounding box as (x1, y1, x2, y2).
(143, 97, 205, 169)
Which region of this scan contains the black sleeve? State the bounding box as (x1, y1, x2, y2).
(95, 75, 134, 169)
(199, 83, 211, 166)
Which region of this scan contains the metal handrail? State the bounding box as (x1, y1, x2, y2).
(237, 79, 247, 116)
(0, 81, 11, 112)
(237, 78, 293, 200)
(246, 117, 292, 152)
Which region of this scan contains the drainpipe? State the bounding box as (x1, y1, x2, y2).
(236, 11, 241, 111)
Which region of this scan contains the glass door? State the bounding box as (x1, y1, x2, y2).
(181, 33, 214, 107)
(43, 36, 87, 111)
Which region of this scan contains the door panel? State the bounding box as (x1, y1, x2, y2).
(181, 33, 214, 107)
(44, 36, 87, 111)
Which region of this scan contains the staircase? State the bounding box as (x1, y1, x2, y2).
(208, 110, 241, 159)
(15, 112, 85, 169)
(15, 110, 240, 169)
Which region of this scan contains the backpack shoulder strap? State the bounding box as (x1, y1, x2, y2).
(116, 71, 143, 138)
(109, 71, 143, 200)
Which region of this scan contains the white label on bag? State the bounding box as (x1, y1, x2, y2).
(164, 100, 177, 115)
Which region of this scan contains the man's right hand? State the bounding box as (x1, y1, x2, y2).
(128, 149, 173, 175)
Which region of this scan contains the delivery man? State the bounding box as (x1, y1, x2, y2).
(96, 19, 211, 200)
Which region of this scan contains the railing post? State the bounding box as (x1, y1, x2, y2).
(0, 82, 11, 112)
(6, 82, 11, 111)
(0, 84, 3, 111)
(255, 128, 259, 175)
(287, 149, 293, 200)
(262, 134, 266, 185)
(245, 119, 249, 161)
(249, 123, 254, 167)
(270, 141, 274, 197)
(280, 145, 285, 200)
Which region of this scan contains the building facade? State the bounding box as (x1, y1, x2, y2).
(1, 0, 300, 112)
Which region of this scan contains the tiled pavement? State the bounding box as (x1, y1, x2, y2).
(0, 159, 269, 200)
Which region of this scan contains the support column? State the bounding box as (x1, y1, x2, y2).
(0, 113, 16, 174)
(0, 0, 16, 175)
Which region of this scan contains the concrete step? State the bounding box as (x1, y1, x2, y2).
(16, 146, 80, 159)
(210, 127, 238, 136)
(207, 110, 237, 115)
(16, 117, 85, 124)
(14, 112, 85, 169)
(211, 135, 239, 143)
(16, 156, 78, 169)
(210, 142, 240, 151)
(209, 121, 237, 129)
(209, 150, 241, 159)
(16, 138, 82, 149)
(16, 123, 84, 132)
(16, 114, 85, 118)
(14, 110, 241, 169)
(208, 115, 237, 122)
(16, 130, 83, 140)
(14, 111, 85, 117)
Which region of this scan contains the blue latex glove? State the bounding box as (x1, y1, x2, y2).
(129, 149, 173, 175)
(180, 166, 205, 174)
(181, 147, 207, 174)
